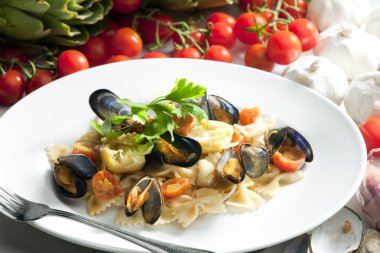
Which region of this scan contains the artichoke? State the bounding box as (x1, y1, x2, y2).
(145, 0, 236, 10)
(0, 0, 112, 46)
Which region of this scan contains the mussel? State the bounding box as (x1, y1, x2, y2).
(125, 176, 163, 224)
(216, 148, 245, 184)
(207, 95, 239, 125)
(267, 127, 313, 162)
(53, 154, 97, 198)
(89, 89, 131, 120)
(149, 131, 202, 167)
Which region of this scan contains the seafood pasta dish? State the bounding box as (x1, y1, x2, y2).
(46, 78, 313, 227)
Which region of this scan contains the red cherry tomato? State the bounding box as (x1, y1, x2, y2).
(72, 142, 100, 163)
(26, 70, 54, 94)
(112, 0, 142, 14)
(239, 107, 261, 125)
(272, 146, 306, 172)
(207, 12, 236, 27)
(244, 44, 275, 72)
(289, 18, 319, 51)
(234, 12, 268, 44)
(360, 117, 380, 153)
(111, 27, 143, 57)
(0, 69, 25, 106)
(138, 16, 173, 45)
(172, 47, 202, 59)
(266, 31, 302, 65)
(99, 20, 120, 44)
(80, 37, 110, 66)
(280, 0, 307, 19)
(92, 170, 124, 201)
(0, 48, 27, 70)
(207, 22, 236, 48)
(141, 52, 168, 59)
(172, 26, 205, 47)
(240, 0, 275, 11)
(57, 50, 89, 77)
(161, 177, 190, 199)
(106, 55, 131, 63)
(204, 45, 232, 63)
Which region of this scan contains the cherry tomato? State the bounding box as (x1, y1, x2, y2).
(234, 12, 268, 45)
(72, 141, 100, 163)
(266, 31, 302, 65)
(240, 0, 275, 11)
(141, 52, 168, 59)
(360, 117, 380, 153)
(173, 114, 197, 136)
(26, 70, 54, 94)
(0, 48, 27, 70)
(207, 12, 236, 27)
(172, 47, 202, 59)
(0, 69, 24, 105)
(57, 50, 89, 77)
(280, 0, 307, 19)
(92, 170, 124, 201)
(111, 27, 143, 57)
(80, 37, 110, 66)
(172, 26, 205, 47)
(244, 44, 275, 72)
(272, 146, 306, 172)
(231, 126, 246, 155)
(106, 55, 131, 63)
(289, 18, 319, 51)
(161, 177, 190, 199)
(99, 20, 120, 45)
(204, 45, 232, 63)
(239, 107, 261, 125)
(207, 22, 236, 48)
(112, 0, 141, 14)
(138, 16, 173, 45)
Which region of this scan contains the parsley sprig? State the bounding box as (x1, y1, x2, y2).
(92, 78, 208, 146)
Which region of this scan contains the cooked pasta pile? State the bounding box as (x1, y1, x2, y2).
(46, 113, 304, 228)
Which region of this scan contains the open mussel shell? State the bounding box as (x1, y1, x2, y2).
(240, 144, 269, 178)
(216, 148, 245, 184)
(267, 127, 313, 162)
(309, 206, 363, 253)
(89, 89, 131, 120)
(207, 95, 239, 125)
(357, 228, 380, 253)
(124, 176, 163, 224)
(150, 131, 202, 167)
(53, 154, 97, 198)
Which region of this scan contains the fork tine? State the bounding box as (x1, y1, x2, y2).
(0, 192, 20, 212)
(0, 185, 26, 204)
(0, 197, 19, 218)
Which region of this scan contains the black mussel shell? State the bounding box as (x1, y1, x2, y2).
(57, 154, 97, 179)
(266, 128, 287, 156)
(149, 131, 202, 167)
(89, 89, 131, 120)
(207, 95, 239, 125)
(285, 127, 313, 162)
(217, 148, 245, 184)
(53, 164, 87, 198)
(240, 144, 269, 178)
(125, 176, 151, 217)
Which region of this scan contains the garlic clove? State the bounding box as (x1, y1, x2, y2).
(283, 56, 348, 105)
(364, 6, 380, 39)
(344, 71, 380, 124)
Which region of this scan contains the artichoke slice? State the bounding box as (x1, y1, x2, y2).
(5, 0, 50, 15)
(42, 15, 81, 36)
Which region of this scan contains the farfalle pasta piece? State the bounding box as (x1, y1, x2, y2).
(254, 171, 305, 198)
(45, 146, 71, 164)
(87, 193, 124, 216)
(225, 177, 265, 210)
(187, 120, 233, 154)
(149, 164, 198, 183)
(234, 116, 276, 143)
(168, 188, 227, 227)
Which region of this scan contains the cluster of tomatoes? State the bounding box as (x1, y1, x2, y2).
(0, 0, 319, 107)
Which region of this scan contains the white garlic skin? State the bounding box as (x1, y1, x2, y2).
(344, 71, 380, 124)
(283, 56, 348, 105)
(365, 6, 380, 39)
(314, 23, 380, 80)
(307, 0, 370, 31)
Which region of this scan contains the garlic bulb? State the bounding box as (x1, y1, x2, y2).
(365, 6, 380, 39)
(282, 56, 348, 105)
(307, 0, 370, 31)
(344, 71, 380, 124)
(314, 23, 380, 80)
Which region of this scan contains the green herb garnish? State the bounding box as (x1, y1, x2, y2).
(92, 78, 208, 146)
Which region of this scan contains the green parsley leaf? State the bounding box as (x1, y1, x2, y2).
(164, 78, 207, 103)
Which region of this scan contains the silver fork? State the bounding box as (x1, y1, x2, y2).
(0, 185, 214, 253)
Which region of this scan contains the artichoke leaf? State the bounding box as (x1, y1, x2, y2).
(101, 0, 113, 15)
(45, 0, 78, 20)
(80, 0, 101, 11)
(67, 0, 84, 11)
(4, 0, 50, 15)
(41, 15, 80, 36)
(45, 27, 89, 46)
(0, 6, 50, 40)
(151, 0, 235, 10)
(66, 2, 104, 25)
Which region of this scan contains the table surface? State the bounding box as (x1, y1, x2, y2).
(1, 0, 379, 252)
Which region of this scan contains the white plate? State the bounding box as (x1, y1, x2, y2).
(0, 59, 367, 253)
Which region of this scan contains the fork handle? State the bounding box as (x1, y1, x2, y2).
(48, 209, 214, 253)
